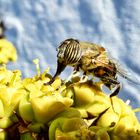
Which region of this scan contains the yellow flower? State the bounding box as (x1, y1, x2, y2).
(0, 38, 17, 64)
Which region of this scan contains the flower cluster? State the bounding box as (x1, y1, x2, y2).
(0, 60, 139, 140)
(0, 39, 17, 64)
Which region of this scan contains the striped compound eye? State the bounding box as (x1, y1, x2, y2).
(57, 47, 66, 63)
(57, 38, 82, 65)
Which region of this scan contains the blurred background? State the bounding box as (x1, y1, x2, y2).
(0, 0, 140, 119)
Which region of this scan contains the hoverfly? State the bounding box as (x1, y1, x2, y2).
(45, 38, 139, 101)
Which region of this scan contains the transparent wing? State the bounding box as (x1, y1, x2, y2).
(80, 42, 140, 85)
(108, 54, 140, 85)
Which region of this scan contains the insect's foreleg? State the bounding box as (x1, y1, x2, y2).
(64, 66, 80, 83)
(80, 72, 88, 83)
(72, 66, 80, 77)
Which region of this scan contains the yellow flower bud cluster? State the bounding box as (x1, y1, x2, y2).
(62, 79, 140, 140)
(0, 62, 139, 140)
(0, 39, 17, 64)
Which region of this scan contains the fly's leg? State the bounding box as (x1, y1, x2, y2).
(102, 76, 122, 113)
(64, 66, 80, 83)
(80, 72, 88, 83)
(72, 69, 80, 77)
(110, 83, 122, 98)
(110, 83, 122, 112)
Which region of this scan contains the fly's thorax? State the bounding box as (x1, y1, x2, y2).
(57, 38, 82, 65)
(79, 53, 100, 73)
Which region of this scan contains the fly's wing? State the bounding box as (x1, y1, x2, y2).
(94, 51, 111, 68)
(80, 41, 140, 85)
(108, 55, 140, 85)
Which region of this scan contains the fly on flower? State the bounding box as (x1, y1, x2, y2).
(45, 38, 140, 102)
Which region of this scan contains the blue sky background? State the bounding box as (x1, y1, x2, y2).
(0, 0, 140, 119)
